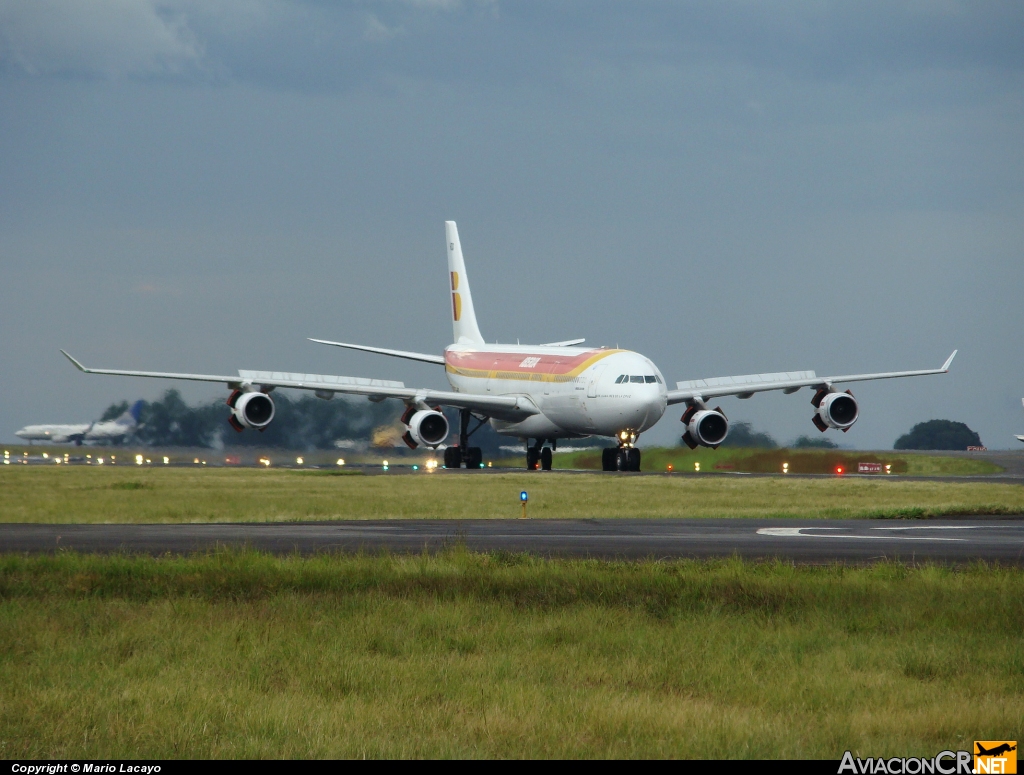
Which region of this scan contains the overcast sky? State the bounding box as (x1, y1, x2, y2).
(2, 0, 1022, 449)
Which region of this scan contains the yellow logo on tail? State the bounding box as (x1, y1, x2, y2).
(451, 272, 461, 321)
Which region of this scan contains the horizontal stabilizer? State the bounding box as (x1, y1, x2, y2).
(539, 338, 586, 347)
(308, 338, 445, 365)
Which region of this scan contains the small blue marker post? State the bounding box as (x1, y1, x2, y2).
(520, 490, 528, 519)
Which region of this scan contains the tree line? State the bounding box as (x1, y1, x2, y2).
(101, 389, 401, 449)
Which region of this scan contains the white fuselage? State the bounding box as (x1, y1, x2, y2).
(443, 344, 668, 440)
(15, 419, 133, 444)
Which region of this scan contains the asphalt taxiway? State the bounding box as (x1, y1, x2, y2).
(4, 518, 1024, 563)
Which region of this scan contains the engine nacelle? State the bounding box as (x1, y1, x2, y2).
(812, 389, 859, 432)
(227, 390, 275, 431)
(402, 409, 449, 449)
(681, 406, 729, 449)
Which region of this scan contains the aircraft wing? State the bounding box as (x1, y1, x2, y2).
(666, 351, 957, 405)
(61, 351, 537, 420)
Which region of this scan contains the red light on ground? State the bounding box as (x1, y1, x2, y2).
(667, 464, 674, 471)
(835, 466, 844, 475)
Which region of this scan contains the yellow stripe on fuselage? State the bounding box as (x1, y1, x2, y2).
(445, 349, 624, 383)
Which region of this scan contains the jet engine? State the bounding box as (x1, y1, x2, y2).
(401, 408, 450, 449)
(227, 390, 275, 432)
(681, 405, 729, 449)
(811, 388, 859, 432)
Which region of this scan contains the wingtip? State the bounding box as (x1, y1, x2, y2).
(941, 350, 958, 372)
(60, 350, 87, 371)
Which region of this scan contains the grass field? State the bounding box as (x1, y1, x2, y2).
(0, 550, 1020, 758)
(2, 467, 1023, 523)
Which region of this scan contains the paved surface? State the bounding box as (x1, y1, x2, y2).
(4, 518, 1024, 563)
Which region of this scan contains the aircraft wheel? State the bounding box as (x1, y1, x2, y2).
(526, 448, 541, 470)
(615, 448, 629, 471)
(464, 447, 483, 469)
(443, 446, 463, 469)
(540, 447, 553, 471)
(627, 448, 641, 472)
(602, 447, 616, 471)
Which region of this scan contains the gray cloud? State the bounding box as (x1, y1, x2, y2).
(0, 0, 206, 78)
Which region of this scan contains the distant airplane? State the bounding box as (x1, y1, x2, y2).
(60, 221, 957, 471)
(1017, 398, 1024, 443)
(15, 401, 143, 445)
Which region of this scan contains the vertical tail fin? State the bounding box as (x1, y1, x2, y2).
(118, 400, 144, 427)
(445, 221, 485, 345)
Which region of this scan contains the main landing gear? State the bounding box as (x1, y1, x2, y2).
(601, 429, 641, 472)
(443, 408, 485, 469)
(525, 440, 554, 471)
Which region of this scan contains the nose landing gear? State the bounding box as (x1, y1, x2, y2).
(602, 430, 641, 471)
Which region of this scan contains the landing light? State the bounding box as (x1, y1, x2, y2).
(383, 460, 389, 471)
(336, 459, 345, 466)
(194, 458, 200, 464)
(783, 462, 789, 474)
(136, 455, 144, 465)
(425, 459, 438, 470)
(42, 453, 48, 459)
(296, 457, 304, 465)
(97, 458, 104, 465)
(885, 464, 891, 474)
(694, 462, 700, 472)
(163, 457, 169, 465)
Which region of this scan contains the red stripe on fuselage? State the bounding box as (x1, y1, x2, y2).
(445, 349, 618, 376)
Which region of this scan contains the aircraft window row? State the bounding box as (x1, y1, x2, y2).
(614, 375, 663, 384)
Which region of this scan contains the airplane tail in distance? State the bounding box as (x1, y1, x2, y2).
(445, 221, 485, 345)
(118, 400, 145, 426)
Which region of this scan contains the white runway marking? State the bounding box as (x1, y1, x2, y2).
(755, 527, 964, 541)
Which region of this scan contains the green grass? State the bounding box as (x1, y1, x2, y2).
(0, 550, 1020, 758)
(2, 467, 1023, 523)
(556, 446, 1004, 476)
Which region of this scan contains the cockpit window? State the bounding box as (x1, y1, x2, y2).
(656, 375, 663, 384)
(615, 375, 626, 384)
(644, 375, 657, 383)
(629, 375, 644, 383)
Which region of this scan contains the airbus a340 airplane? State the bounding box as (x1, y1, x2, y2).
(61, 222, 957, 471)
(15, 400, 143, 446)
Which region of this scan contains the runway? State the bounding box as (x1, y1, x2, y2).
(4, 518, 1024, 563)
